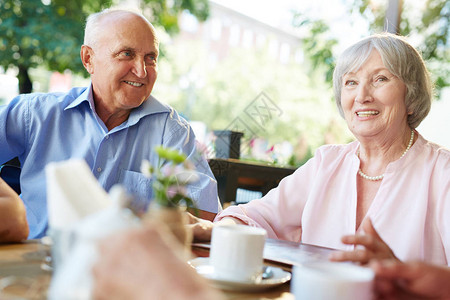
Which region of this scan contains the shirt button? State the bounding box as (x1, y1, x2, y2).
(97, 167, 102, 173)
(105, 135, 109, 140)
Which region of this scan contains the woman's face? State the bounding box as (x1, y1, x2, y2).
(340, 50, 408, 140)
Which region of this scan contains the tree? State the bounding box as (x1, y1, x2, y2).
(291, 0, 449, 95)
(0, 0, 209, 94)
(353, 0, 449, 92)
(0, 0, 111, 93)
(140, 0, 209, 35)
(291, 15, 338, 87)
(154, 39, 352, 166)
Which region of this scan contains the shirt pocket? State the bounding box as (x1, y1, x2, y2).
(119, 169, 153, 214)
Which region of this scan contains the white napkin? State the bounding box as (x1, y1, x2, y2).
(46, 159, 111, 230)
(48, 185, 141, 300)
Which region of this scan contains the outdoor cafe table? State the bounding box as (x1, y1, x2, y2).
(0, 239, 335, 299)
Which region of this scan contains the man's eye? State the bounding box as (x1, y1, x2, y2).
(119, 51, 133, 58)
(145, 55, 157, 64)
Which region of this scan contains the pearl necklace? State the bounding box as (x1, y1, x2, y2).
(357, 130, 415, 181)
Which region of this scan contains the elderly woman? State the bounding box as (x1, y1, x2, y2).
(191, 33, 450, 266)
(0, 177, 29, 242)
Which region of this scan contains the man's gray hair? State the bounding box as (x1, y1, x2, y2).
(83, 8, 157, 49)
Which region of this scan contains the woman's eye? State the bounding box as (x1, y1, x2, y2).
(344, 80, 357, 86)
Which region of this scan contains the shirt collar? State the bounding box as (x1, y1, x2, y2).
(130, 94, 172, 124)
(64, 83, 172, 126)
(64, 84, 94, 111)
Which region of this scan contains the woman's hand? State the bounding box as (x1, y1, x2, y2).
(371, 260, 450, 300)
(329, 218, 398, 265)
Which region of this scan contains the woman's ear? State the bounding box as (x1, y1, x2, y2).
(80, 45, 95, 74)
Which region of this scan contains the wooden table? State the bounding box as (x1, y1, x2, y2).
(0, 239, 335, 299)
(0, 240, 51, 299)
(0, 240, 294, 299)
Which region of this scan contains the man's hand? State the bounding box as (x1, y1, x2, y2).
(371, 260, 450, 300)
(186, 213, 242, 242)
(186, 212, 215, 242)
(329, 218, 397, 265)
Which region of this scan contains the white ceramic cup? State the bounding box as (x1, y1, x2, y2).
(209, 224, 267, 282)
(291, 261, 374, 300)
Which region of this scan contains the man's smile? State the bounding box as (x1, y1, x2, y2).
(124, 80, 143, 87)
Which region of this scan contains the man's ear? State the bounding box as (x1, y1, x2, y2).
(80, 45, 94, 74)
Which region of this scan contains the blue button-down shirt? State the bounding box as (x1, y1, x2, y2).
(0, 85, 221, 238)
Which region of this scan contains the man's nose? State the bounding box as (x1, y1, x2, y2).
(132, 58, 147, 78)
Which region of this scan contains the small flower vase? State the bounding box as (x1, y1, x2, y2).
(144, 203, 193, 259)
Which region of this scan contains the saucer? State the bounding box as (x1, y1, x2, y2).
(188, 257, 291, 292)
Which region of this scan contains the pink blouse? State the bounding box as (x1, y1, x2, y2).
(215, 133, 450, 265)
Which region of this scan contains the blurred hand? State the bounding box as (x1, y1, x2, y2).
(186, 212, 214, 242)
(92, 223, 224, 300)
(186, 213, 241, 242)
(329, 218, 397, 265)
(0, 178, 29, 242)
(371, 260, 450, 300)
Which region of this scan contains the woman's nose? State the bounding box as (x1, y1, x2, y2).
(354, 83, 373, 103)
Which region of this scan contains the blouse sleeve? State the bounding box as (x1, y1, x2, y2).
(435, 152, 450, 265)
(215, 150, 323, 241)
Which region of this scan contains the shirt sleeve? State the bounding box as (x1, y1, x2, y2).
(215, 150, 323, 241)
(0, 95, 29, 163)
(161, 111, 221, 214)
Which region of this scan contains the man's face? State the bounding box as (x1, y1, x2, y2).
(85, 13, 159, 114)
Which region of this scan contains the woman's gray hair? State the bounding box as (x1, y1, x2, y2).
(84, 8, 158, 49)
(333, 32, 433, 128)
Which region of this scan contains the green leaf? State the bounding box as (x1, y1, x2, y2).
(1, 0, 209, 93)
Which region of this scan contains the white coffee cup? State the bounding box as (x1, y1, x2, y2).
(209, 224, 267, 282)
(291, 261, 374, 300)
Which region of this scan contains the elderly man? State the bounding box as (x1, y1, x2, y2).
(0, 9, 221, 239)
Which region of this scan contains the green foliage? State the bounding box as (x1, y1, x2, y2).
(291, 1, 449, 95)
(292, 13, 338, 86)
(141, 0, 209, 34)
(0, 0, 112, 77)
(154, 40, 353, 166)
(0, 0, 210, 93)
(141, 146, 197, 208)
(352, 0, 450, 92)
